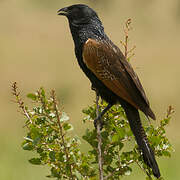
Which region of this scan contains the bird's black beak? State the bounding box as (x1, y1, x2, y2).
(57, 7, 69, 16)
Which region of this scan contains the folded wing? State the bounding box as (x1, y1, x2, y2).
(82, 38, 155, 119)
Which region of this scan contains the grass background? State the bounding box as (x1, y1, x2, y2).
(0, 0, 180, 179)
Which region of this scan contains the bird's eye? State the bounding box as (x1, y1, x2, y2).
(71, 8, 80, 17)
(69, 7, 90, 25)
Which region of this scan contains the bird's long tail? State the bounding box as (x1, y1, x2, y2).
(121, 102, 161, 178)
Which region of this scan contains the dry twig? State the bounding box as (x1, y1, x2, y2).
(11, 82, 32, 124)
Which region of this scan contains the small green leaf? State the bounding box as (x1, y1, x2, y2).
(33, 136, 41, 145)
(117, 128, 126, 139)
(58, 152, 64, 162)
(63, 123, 73, 131)
(27, 93, 37, 101)
(37, 148, 43, 153)
(74, 170, 82, 179)
(40, 87, 45, 97)
(151, 136, 161, 146)
(36, 117, 46, 125)
(29, 158, 41, 165)
(112, 134, 119, 143)
(22, 143, 34, 151)
(162, 150, 171, 157)
(47, 136, 54, 143)
(31, 127, 41, 137)
(49, 151, 56, 162)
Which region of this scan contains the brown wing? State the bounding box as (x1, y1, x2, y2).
(115, 48, 150, 106)
(82, 38, 153, 117)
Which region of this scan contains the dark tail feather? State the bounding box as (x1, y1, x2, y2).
(146, 107, 156, 120)
(121, 102, 161, 178)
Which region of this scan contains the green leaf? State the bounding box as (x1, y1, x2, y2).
(22, 142, 34, 151)
(58, 152, 65, 162)
(40, 152, 47, 159)
(151, 136, 161, 146)
(117, 128, 126, 139)
(37, 148, 43, 153)
(49, 151, 56, 162)
(50, 167, 60, 178)
(31, 127, 41, 137)
(74, 170, 83, 179)
(33, 136, 41, 145)
(112, 134, 119, 143)
(36, 117, 46, 125)
(27, 93, 37, 101)
(40, 87, 45, 97)
(162, 150, 171, 157)
(63, 123, 73, 131)
(29, 158, 41, 165)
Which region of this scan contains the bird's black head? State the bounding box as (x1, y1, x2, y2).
(57, 4, 106, 53)
(57, 4, 101, 26)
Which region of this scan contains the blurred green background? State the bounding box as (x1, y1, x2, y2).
(0, 0, 180, 179)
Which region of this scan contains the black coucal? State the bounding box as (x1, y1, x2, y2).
(58, 4, 160, 178)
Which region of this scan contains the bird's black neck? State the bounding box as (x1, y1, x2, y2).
(69, 19, 105, 51)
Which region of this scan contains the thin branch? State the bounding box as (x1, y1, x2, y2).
(51, 90, 74, 179)
(95, 92, 104, 180)
(124, 27, 128, 59)
(124, 18, 133, 59)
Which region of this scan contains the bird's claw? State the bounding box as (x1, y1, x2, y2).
(94, 116, 104, 130)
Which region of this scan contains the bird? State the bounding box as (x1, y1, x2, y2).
(57, 4, 160, 178)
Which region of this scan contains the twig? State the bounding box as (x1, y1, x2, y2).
(95, 92, 104, 180)
(11, 82, 32, 124)
(120, 18, 136, 60)
(124, 28, 128, 59)
(51, 90, 74, 179)
(125, 19, 132, 58)
(166, 105, 174, 118)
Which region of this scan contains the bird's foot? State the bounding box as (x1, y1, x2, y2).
(94, 115, 104, 130)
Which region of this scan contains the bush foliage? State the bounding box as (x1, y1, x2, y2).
(12, 82, 173, 180)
